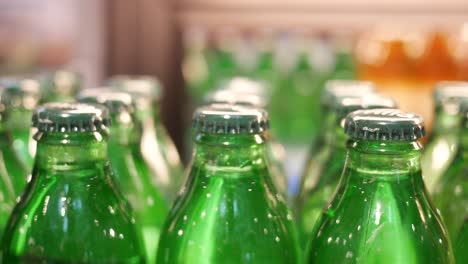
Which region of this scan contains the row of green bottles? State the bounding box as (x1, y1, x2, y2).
(0, 74, 184, 263)
(1, 103, 145, 263)
(296, 92, 397, 248)
(0, 84, 460, 263)
(184, 30, 356, 147)
(306, 109, 454, 263)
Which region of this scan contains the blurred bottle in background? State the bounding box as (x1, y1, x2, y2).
(0, 86, 29, 241)
(38, 70, 82, 103)
(456, 218, 468, 263)
(421, 82, 468, 193)
(109, 75, 184, 205)
(182, 25, 468, 192)
(78, 89, 168, 263)
(1, 77, 41, 169)
(432, 99, 468, 242)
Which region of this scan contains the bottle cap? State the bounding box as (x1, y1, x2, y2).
(321, 80, 376, 107)
(433, 82, 468, 115)
(32, 102, 111, 133)
(344, 109, 425, 140)
(192, 104, 269, 134)
(38, 70, 82, 98)
(77, 88, 135, 115)
(107, 75, 162, 100)
(204, 90, 267, 108)
(0, 77, 41, 110)
(332, 95, 397, 122)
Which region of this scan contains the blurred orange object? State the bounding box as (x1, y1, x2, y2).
(416, 31, 457, 82)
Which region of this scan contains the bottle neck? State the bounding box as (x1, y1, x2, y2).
(193, 133, 268, 168)
(432, 106, 463, 134)
(346, 139, 423, 176)
(34, 131, 109, 170)
(108, 113, 141, 145)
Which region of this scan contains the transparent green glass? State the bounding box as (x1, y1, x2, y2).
(306, 140, 454, 263)
(432, 125, 468, 242)
(253, 50, 274, 83)
(212, 48, 238, 85)
(183, 46, 214, 105)
(1, 131, 145, 263)
(269, 53, 325, 144)
(0, 121, 29, 241)
(38, 70, 81, 103)
(157, 133, 300, 263)
(296, 118, 347, 248)
(297, 95, 396, 249)
(421, 105, 462, 193)
(7, 109, 35, 170)
(106, 108, 168, 263)
(109, 78, 185, 206)
(329, 50, 356, 80)
(0, 77, 41, 170)
(206, 88, 288, 198)
(136, 99, 184, 206)
(455, 218, 467, 263)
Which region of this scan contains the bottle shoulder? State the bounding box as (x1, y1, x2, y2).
(158, 165, 300, 263)
(2, 168, 144, 262)
(307, 168, 453, 263)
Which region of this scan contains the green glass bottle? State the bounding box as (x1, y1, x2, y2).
(0, 87, 29, 241)
(421, 82, 468, 193)
(306, 109, 454, 263)
(182, 28, 213, 105)
(329, 32, 357, 80)
(109, 75, 184, 205)
(157, 104, 300, 264)
(0, 77, 41, 169)
(77, 88, 168, 263)
(432, 99, 468, 242)
(296, 95, 396, 248)
(211, 29, 239, 85)
(1, 103, 145, 263)
(455, 218, 467, 263)
(38, 70, 82, 103)
(293, 80, 376, 197)
(252, 30, 276, 88)
(205, 86, 288, 197)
